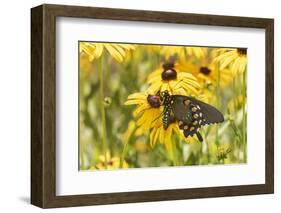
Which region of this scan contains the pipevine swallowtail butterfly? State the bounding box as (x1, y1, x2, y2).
(159, 90, 224, 142)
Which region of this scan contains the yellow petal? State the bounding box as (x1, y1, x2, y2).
(150, 128, 159, 147)
(230, 58, 240, 75)
(134, 103, 150, 115)
(219, 53, 237, 70)
(120, 44, 136, 50)
(93, 44, 104, 59)
(124, 99, 145, 105)
(127, 92, 146, 100)
(147, 81, 162, 94)
(104, 44, 123, 62)
(159, 127, 165, 144)
(214, 50, 235, 63)
(111, 44, 126, 57)
(238, 57, 247, 74)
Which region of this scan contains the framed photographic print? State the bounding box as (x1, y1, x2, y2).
(31, 4, 274, 208)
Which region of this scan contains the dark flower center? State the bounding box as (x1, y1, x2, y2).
(200, 66, 211, 75)
(161, 69, 177, 80)
(102, 160, 113, 166)
(237, 48, 247, 55)
(147, 94, 161, 108)
(161, 62, 177, 81)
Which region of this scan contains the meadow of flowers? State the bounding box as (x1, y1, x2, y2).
(79, 42, 247, 170)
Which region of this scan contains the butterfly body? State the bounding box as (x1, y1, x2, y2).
(160, 91, 224, 142)
(162, 94, 174, 129)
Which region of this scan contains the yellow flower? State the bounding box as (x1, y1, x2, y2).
(79, 42, 135, 62)
(146, 45, 162, 52)
(150, 119, 194, 149)
(227, 95, 246, 112)
(179, 60, 232, 88)
(161, 46, 207, 60)
(150, 122, 177, 149)
(186, 47, 207, 59)
(214, 48, 247, 76)
(147, 62, 201, 96)
(125, 92, 162, 130)
(91, 152, 128, 170)
(80, 52, 93, 73)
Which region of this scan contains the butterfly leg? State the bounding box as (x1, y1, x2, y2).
(196, 132, 203, 142)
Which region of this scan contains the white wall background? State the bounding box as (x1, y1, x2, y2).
(0, 0, 279, 212)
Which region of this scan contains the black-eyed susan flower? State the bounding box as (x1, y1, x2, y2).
(179, 60, 232, 88)
(79, 51, 93, 73)
(149, 120, 193, 149)
(91, 152, 128, 170)
(124, 92, 162, 130)
(227, 95, 246, 112)
(146, 45, 162, 53)
(149, 121, 178, 149)
(161, 46, 207, 60)
(124, 92, 196, 149)
(147, 62, 201, 96)
(214, 48, 247, 76)
(79, 42, 136, 63)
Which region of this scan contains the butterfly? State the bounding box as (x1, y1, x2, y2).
(159, 90, 224, 142)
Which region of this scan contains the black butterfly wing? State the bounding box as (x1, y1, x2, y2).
(171, 95, 224, 141)
(170, 95, 192, 124)
(187, 97, 224, 125)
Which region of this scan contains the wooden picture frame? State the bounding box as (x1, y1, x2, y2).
(31, 4, 274, 208)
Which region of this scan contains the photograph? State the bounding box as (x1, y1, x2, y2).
(29, 3, 274, 208)
(79, 42, 248, 170)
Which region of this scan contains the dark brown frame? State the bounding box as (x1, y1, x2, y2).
(31, 4, 274, 208)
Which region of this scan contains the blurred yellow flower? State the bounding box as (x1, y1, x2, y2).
(80, 52, 93, 73)
(227, 95, 246, 111)
(186, 47, 207, 59)
(124, 92, 162, 130)
(91, 152, 128, 170)
(180, 60, 232, 88)
(161, 46, 207, 60)
(146, 45, 162, 52)
(147, 62, 201, 96)
(80, 42, 136, 62)
(214, 48, 247, 76)
(134, 140, 148, 153)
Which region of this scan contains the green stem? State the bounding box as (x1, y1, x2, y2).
(98, 56, 108, 168)
(171, 139, 179, 166)
(120, 139, 129, 168)
(120, 126, 137, 168)
(232, 77, 237, 111)
(80, 139, 85, 170)
(242, 70, 247, 162)
(202, 132, 210, 164)
(215, 64, 221, 147)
